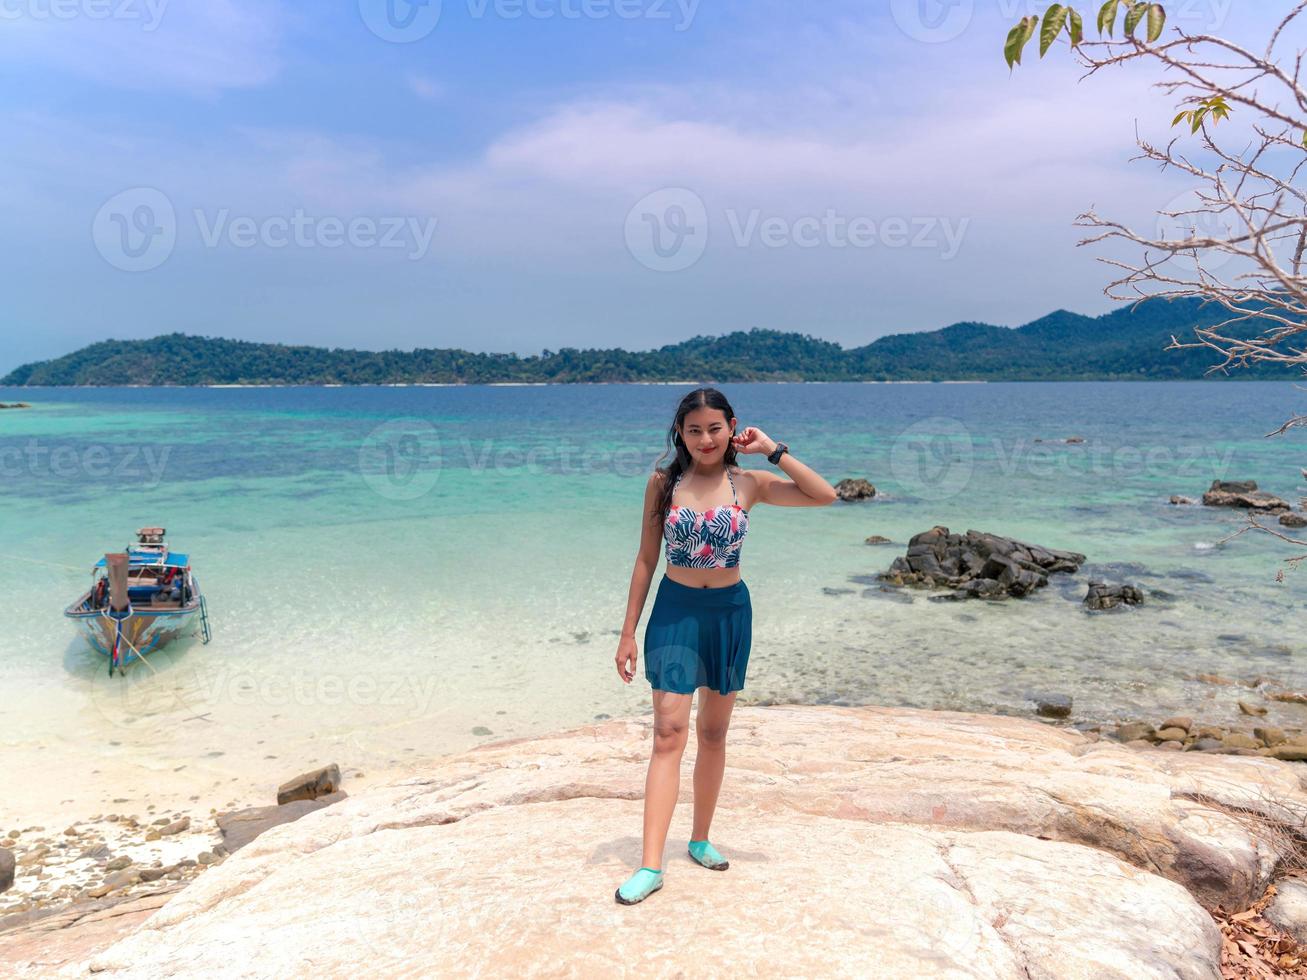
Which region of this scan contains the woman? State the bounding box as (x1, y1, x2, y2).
(612, 386, 837, 904)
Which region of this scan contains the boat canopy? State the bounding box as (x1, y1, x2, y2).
(93, 550, 190, 569)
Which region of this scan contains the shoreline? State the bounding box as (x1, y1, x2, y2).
(1, 378, 1300, 389)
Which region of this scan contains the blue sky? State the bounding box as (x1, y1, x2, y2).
(0, 0, 1281, 371)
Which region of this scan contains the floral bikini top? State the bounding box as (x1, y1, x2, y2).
(664, 468, 750, 569)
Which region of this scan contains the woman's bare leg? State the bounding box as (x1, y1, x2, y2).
(641, 689, 693, 869)
(691, 688, 737, 841)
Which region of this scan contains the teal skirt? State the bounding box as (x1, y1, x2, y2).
(644, 575, 752, 695)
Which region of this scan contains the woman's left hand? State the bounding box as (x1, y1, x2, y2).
(732, 426, 777, 456)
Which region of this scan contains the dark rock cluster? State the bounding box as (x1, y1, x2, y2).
(880, 526, 1086, 600)
(834, 478, 876, 502)
(1084, 581, 1144, 611)
(1201, 480, 1291, 511)
(1106, 715, 1307, 761)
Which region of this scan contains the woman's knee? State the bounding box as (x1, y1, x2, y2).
(696, 722, 729, 749)
(653, 717, 689, 755)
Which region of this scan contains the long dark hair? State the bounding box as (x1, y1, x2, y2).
(651, 387, 739, 528)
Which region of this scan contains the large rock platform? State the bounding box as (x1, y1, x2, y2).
(70, 705, 1307, 978)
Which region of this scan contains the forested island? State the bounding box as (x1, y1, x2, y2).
(2, 297, 1294, 386)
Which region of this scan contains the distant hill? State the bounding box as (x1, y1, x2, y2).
(2, 298, 1294, 385)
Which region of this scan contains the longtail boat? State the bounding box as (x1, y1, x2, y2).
(64, 527, 212, 674)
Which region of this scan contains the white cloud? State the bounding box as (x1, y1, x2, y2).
(406, 73, 445, 102)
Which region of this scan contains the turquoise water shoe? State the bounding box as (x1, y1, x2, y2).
(687, 839, 729, 870)
(615, 867, 664, 905)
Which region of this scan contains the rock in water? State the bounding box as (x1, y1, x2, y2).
(1201, 480, 1290, 511)
(1169, 495, 1195, 505)
(1084, 581, 1144, 611)
(879, 526, 1085, 599)
(864, 535, 893, 545)
(1031, 694, 1072, 719)
(834, 478, 876, 502)
(1280, 512, 1307, 529)
(0, 847, 13, 893)
(277, 764, 342, 805)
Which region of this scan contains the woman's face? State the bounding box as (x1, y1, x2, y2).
(678, 407, 735, 464)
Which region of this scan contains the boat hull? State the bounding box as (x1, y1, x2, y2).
(65, 598, 202, 665)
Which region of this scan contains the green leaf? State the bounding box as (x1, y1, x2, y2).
(1172, 110, 1188, 127)
(1301, 130, 1307, 149)
(1068, 7, 1084, 45)
(1190, 108, 1205, 134)
(1041, 4, 1068, 55)
(1004, 16, 1038, 67)
(1146, 3, 1165, 41)
(1098, 0, 1120, 36)
(1004, 20, 1024, 67)
(1124, 1, 1147, 37)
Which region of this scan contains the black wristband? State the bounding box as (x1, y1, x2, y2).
(767, 442, 788, 465)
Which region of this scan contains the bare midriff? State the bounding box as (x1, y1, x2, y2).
(664, 565, 742, 589)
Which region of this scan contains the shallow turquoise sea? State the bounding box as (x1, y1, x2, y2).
(1, 382, 1304, 815)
